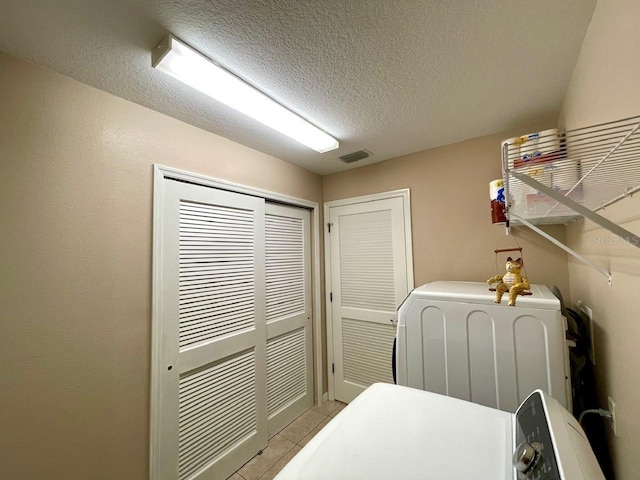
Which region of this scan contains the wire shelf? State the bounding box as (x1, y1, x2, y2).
(502, 115, 640, 226)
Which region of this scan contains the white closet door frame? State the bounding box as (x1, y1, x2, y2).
(151, 165, 323, 479)
(324, 189, 414, 401)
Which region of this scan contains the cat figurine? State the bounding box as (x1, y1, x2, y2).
(487, 257, 530, 306)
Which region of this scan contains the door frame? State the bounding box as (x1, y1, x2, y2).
(150, 164, 323, 479)
(324, 189, 414, 401)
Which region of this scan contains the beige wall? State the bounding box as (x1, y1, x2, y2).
(4, 1, 638, 476)
(323, 125, 571, 296)
(558, 0, 640, 478)
(0, 52, 322, 480)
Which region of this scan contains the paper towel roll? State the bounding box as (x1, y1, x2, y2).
(521, 129, 576, 193)
(489, 179, 507, 224)
(525, 166, 558, 214)
(518, 133, 540, 161)
(551, 158, 580, 194)
(538, 129, 560, 155)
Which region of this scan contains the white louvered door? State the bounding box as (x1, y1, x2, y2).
(159, 179, 267, 480)
(329, 197, 412, 403)
(264, 203, 312, 437)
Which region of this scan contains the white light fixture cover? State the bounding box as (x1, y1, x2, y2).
(152, 35, 339, 153)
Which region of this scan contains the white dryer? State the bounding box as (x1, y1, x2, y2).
(275, 384, 604, 479)
(396, 281, 571, 412)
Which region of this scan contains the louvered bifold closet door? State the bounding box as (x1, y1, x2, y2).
(159, 180, 267, 480)
(329, 197, 410, 403)
(264, 203, 312, 437)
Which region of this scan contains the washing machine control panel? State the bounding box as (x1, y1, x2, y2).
(514, 392, 561, 480)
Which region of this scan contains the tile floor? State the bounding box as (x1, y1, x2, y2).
(228, 400, 347, 480)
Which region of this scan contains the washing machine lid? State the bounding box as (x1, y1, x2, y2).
(275, 384, 514, 480)
(409, 281, 560, 310)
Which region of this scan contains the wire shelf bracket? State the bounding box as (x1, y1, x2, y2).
(510, 211, 612, 285)
(502, 115, 640, 285)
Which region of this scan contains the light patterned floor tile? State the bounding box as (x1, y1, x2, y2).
(237, 434, 296, 480)
(311, 399, 341, 416)
(328, 402, 347, 417)
(297, 416, 331, 447)
(258, 445, 302, 480)
(231, 402, 349, 479)
(278, 409, 327, 444)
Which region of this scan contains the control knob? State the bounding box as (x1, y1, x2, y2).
(513, 441, 541, 478)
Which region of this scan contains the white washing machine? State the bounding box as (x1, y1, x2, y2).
(396, 281, 571, 412)
(275, 383, 604, 480)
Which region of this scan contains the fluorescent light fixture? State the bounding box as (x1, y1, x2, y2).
(152, 35, 339, 153)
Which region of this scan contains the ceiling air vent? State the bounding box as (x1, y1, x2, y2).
(339, 149, 373, 164)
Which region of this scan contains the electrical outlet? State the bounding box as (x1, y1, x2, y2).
(577, 300, 595, 365)
(608, 396, 617, 436)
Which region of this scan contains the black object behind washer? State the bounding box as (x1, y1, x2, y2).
(391, 336, 397, 384)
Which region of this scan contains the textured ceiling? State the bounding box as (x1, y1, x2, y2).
(0, 0, 596, 175)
